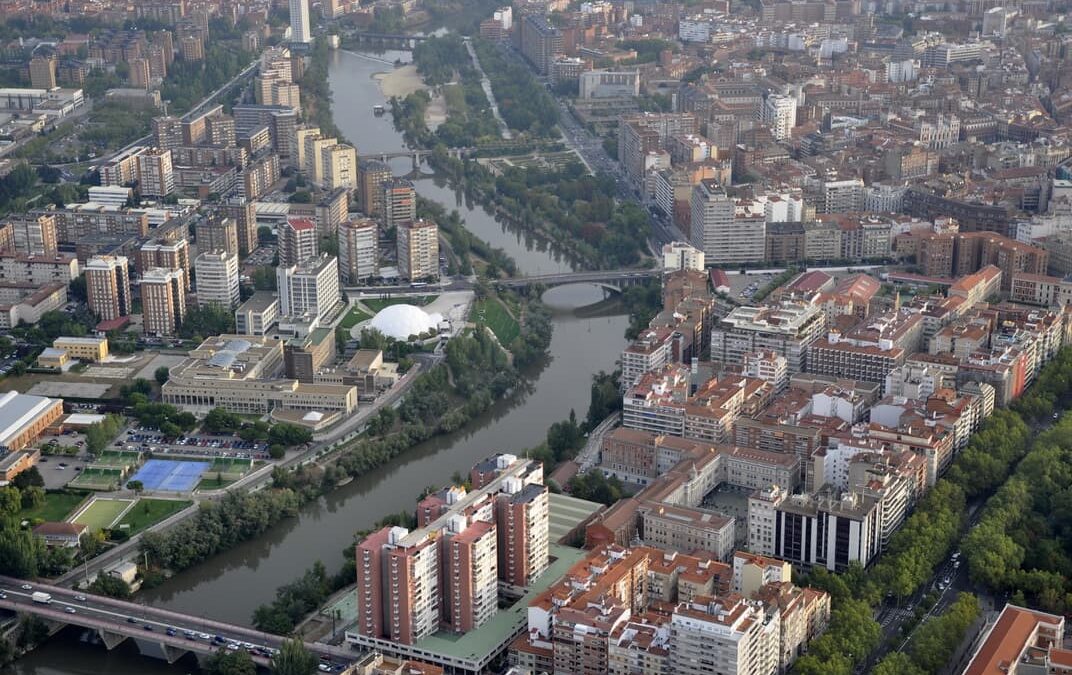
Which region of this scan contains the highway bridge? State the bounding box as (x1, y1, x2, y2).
(493, 268, 661, 292)
(0, 576, 356, 668)
(342, 31, 430, 49)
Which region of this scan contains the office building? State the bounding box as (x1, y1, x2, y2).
(7, 214, 57, 257)
(339, 218, 378, 284)
(358, 160, 392, 216)
(52, 336, 109, 363)
(579, 70, 640, 99)
(383, 178, 417, 229)
(277, 254, 340, 321)
(711, 303, 826, 372)
(289, 0, 312, 43)
(141, 267, 186, 336)
(691, 180, 766, 264)
(85, 255, 131, 321)
(196, 217, 238, 257)
(397, 219, 439, 280)
(235, 292, 280, 336)
(162, 334, 357, 415)
(278, 216, 319, 268)
(29, 55, 57, 90)
(136, 147, 174, 198)
(139, 237, 191, 291)
(195, 251, 239, 309)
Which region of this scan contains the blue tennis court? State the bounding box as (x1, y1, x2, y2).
(128, 459, 210, 492)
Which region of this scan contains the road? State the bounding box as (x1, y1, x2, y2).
(0, 577, 355, 670)
(576, 412, 620, 473)
(463, 38, 512, 140)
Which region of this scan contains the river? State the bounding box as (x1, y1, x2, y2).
(16, 47, 627, 673)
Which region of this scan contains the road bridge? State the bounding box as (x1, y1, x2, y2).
(494, 268, 660, 293)
(0, 577, 355, 667)
(343, 32, 430, 50)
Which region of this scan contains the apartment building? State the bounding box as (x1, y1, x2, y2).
(135, 147, 174, 198)
(338, 218, 379, 284)
(218, 200, 258, 255)
(383, 178, 417, 229)
(711, 303, 826, 373)
(808, 311, 924, 390)
(760, 93, 797, 141)
(358, 159, 392, 216)
(277, 254, 341, 321)
(34, 204, 149, 243)
(141, 267, 186, 336)
(621, 328, 674, 388)
(0, 253, 79, 285)
(322, 143, 357, 190)
(639, 503, 734, 560)
(6, 214, 57, 256)
(85, 255, 131, 321)
(139, 237, 191, 291)
(520, 14, 562, 75)
(196, 217, 238, 257)
(963, 604, 1070, 675)
(194, 251, 239, 309)
(618, 113, 698, 187)
(670, 595, 780, 675)
(691, 180, 767, 265)
(495, 478, 550, 588)
(441, 518, 498, 634)
(278, 216, 319, 268)
(397, 219, 439, 280)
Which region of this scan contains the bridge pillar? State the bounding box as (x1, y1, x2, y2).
(161, 643, 189, 664)
(380, 154, 388, 163)
(97, 629, 128, 650)
(412, 152, 420, 172)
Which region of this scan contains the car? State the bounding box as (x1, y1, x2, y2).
(226, 643, 239, 651)
(20, 584, 31, 590)
(318, 666, 332, 673)
(198, 632, 212, 640)
(64, 607, 76, 614)
(0, 592, 7, 599)
(943, 576, 952, 585)
(184, 631, 196, 639)
(143, 625, 154, 632)
(74, 595, 86, 601)
(166, 628, 177, 636)
(126, 617, 138, 624)
(953, 561, 960, 569)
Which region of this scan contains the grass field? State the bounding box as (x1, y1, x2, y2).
(20, 491, 86, 523)
(471, 298, 520, 346)
(94, 451, 141, 468)
(69, 467, 123, 489)
(209, 457, 252, 472)
(71, 498, 133, 530)
(363, 295, 437, 313)
(195, 477, 235, 490)
(114, 499, 191, 535)
(339, 305, 372, 329)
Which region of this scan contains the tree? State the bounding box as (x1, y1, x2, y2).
(271, 637, 317, 675)
(205, 649, 257, 675)
(11, 467, 43, 490)
(126, 480, 144, 495)
(154, 366, 171, 385)
(19, 486, 44, 510)
(90, 573, 132, 599)
(0, 487, 19, 516)
(204, 407, 242, 433)
(872, 653, 926, 675)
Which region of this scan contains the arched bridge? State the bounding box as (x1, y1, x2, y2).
(494, 268, 661, 293)
(0, 576, 355, 667)
(343, 32, 430, 50)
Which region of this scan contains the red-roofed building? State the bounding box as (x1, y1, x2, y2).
(964, 603, 1069, 675)
(278, 216, 319, 267)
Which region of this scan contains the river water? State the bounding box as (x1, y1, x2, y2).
(17, 47, 627, 673)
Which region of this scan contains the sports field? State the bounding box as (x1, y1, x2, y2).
(128, 459, 210, 491)
(69, 497, 134, 530)
(209, 457, 252, 473)
(69, 467, 123, 490)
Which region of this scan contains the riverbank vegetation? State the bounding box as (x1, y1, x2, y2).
(472, 40, 558, 138)
(793, 348, 1072, 674)
(302, 38, 345, 142)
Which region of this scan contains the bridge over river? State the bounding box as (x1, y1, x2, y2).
(0, 576, 356, 668)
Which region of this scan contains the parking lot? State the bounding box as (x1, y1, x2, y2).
(122, 429, 270, 461)
(39, 456, 89, 490)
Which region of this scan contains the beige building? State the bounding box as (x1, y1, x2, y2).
(397, 219, 439, 280)
(136, 147, 174, 198)
(85, 255, 131, 321)
(322, 144, 357, 190)
(196, 218, 239, 256)
(53, 336, 109, 362)
(141, 267, 186, 336)
(7, 213, 57, 257)
(303, 133, 337, 184)
(162, 334, 357, 415)
(29, 55, 57, 90)
(339, 218, 378, 284)
(139, 237, 191, 291)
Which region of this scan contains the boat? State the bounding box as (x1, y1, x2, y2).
(372, 104, 385, 116)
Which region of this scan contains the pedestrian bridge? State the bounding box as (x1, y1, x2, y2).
(0, 576, 354, 667)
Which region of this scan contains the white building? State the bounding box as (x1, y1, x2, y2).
(670, 596, 781, 675)
(662, 241, 705, 271)
(678, 19, 711, 43)
(760, 94, 797, 141)
(278, 254, 340, 321)
(691, 180, 766, 265)
(289, 0, 312, 43)
(579, 70, 640, 99)
(195, 251, 240, 309)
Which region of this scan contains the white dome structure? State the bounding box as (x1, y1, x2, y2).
(368, 303, 442, 340)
